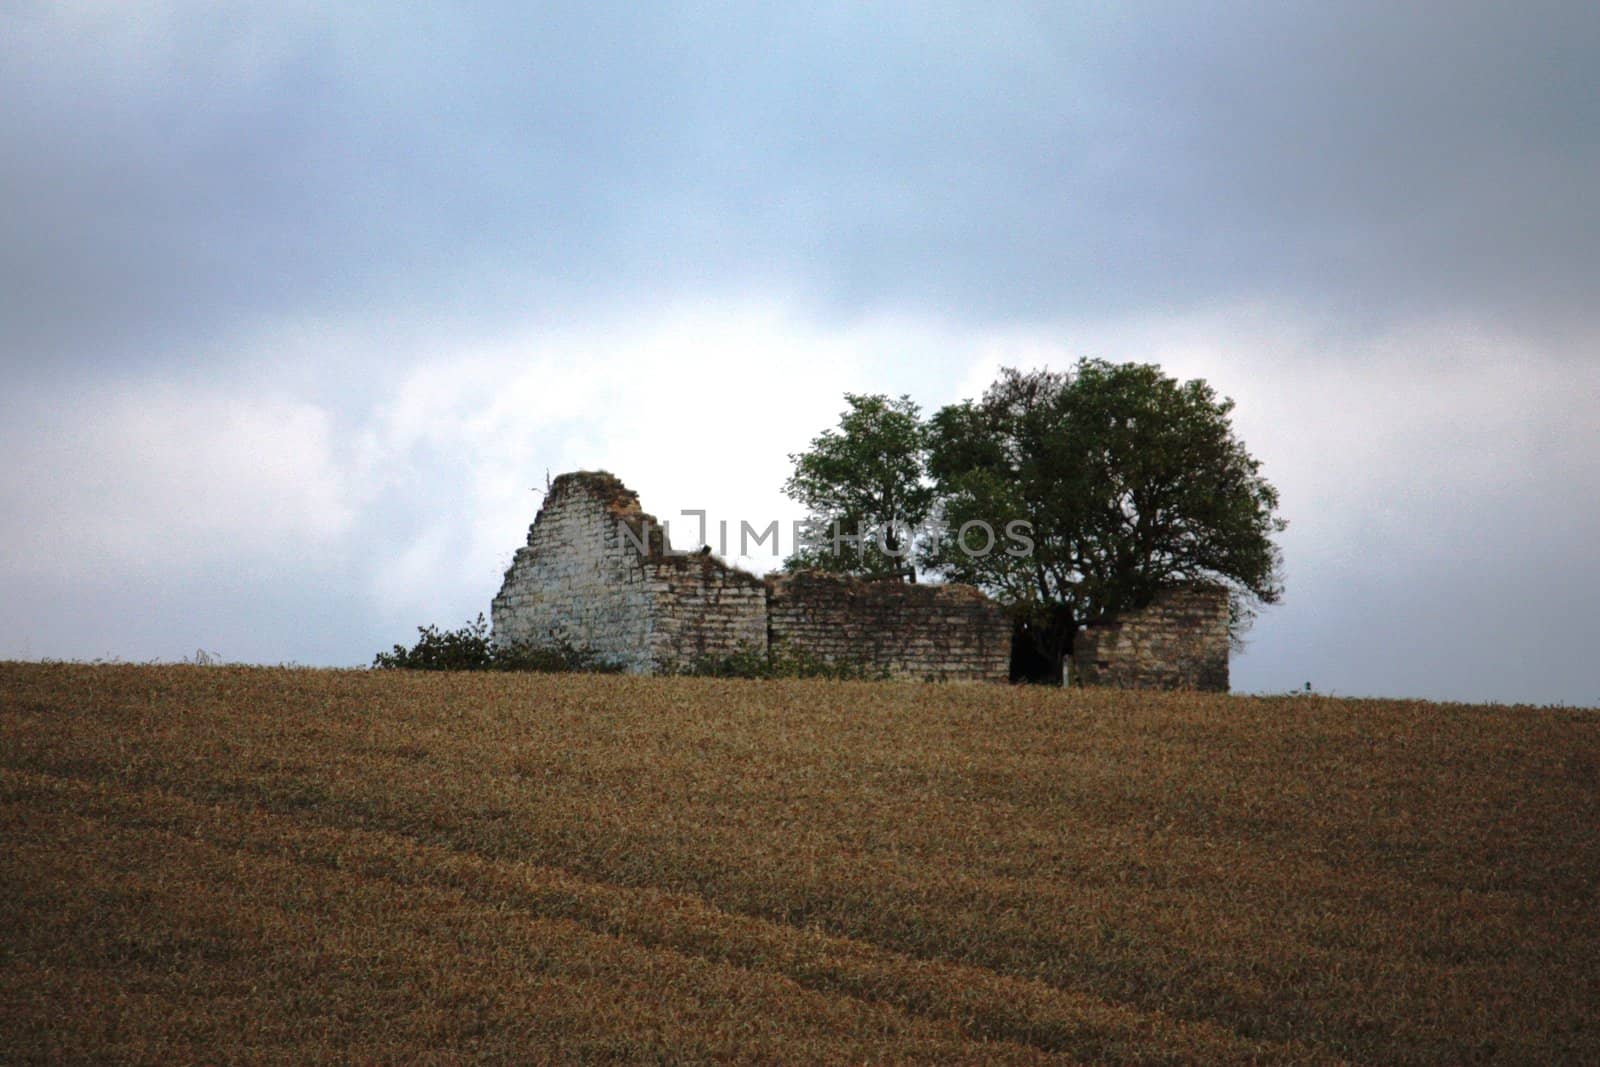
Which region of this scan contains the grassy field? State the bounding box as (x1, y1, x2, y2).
(2, 663, 1596, 1064)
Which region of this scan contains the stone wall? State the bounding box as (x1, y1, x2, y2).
(765, 571, 1011, 683)
(1071, 584, 1230, 691)
(491, 472, 659, 672)
(491, 471, 766, 674)
(494, 471, 1230, 689)
(647, 554, 768, 667)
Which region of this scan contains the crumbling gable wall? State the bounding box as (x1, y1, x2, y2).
(490, 471, 766, 673)
(1071, 584, 1230, 691)
(765, 571, 1011, 683)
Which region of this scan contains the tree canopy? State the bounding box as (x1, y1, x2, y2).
(926, 362, 1284, 677)
(782, 362, 1285, 679)
(782, 393, 932, 581)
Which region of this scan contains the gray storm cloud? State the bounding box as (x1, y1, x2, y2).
(6, 3, 1596, 359)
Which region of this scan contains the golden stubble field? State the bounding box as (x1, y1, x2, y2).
(1, 663, 1596, 1064)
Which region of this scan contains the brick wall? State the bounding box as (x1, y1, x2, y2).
(765, 571, 1011, 683)
(1071, 584, 1230, 691)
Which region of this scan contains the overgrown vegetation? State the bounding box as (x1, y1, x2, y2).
(785, 361, 1288, 681)
(783, 393, 933, 582)
(372, 613, 622, 673)
(4, 663, 1596, 1062)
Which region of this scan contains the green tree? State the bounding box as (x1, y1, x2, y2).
(782, 393, 933, 581)
(926, 361, 1284, 681)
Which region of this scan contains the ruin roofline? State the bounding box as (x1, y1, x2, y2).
(543, 469, 765, 586)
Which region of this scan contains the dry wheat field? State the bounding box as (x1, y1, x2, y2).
(1, 663, 1596, 1064)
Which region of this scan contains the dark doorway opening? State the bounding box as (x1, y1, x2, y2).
(1009, 619, 1064, 685)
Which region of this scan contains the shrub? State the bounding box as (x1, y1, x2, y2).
(372, 615, 622, 673)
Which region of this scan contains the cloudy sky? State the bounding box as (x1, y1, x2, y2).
(3, 2, 1596, 704)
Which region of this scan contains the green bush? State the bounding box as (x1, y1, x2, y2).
(372, 614, 622, 673)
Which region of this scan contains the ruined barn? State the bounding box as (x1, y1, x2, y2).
(491, 471, 1229, 689)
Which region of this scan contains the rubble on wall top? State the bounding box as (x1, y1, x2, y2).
(544, 470, 763, 586)
(766, 569, 996, 604)
(548, 470, 643, 516)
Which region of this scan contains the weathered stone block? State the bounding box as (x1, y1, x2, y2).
(1071, 585, 1229, 692)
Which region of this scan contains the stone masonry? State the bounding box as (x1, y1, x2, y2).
(493, 470, 1229, 689)
(491, 472, 766, 674)
(1071, 584, 1231, 691)
(766, 571, 1010, 683)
